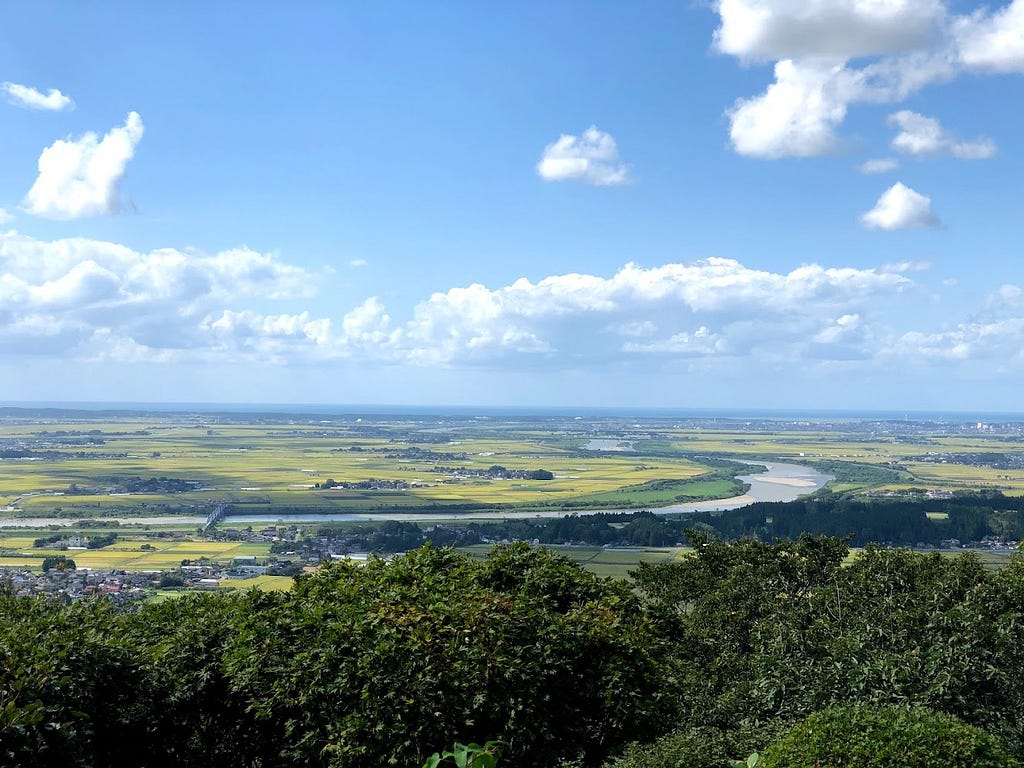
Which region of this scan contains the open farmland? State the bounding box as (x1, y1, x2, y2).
(3, 408, 1024, 529)
(0, 410, 733, 521)
(0, 531, 271, 571)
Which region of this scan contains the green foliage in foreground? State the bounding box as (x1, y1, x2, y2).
(610, 536, 1024, 765)
(761, 704, 1019, 767)
(424, 741, 505, 768)
(609, 534, 1024, 766)
(0, 544, 675, 768)
(4, 537, 1024, 768)
(605, 724, 777, 768)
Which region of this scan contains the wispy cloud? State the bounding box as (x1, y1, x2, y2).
(1, 81, 74, 111)
(860, 158, 899, 174)
(889, 110, 996, 159)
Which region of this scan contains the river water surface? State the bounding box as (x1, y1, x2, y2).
(0, 461, 830, 528)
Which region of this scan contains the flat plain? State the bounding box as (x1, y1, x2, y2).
(3, 408, 1023, 580)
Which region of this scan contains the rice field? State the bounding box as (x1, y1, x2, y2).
(0, 415, 717, 517)
(4, 412, 1024, 526)
(0, 535, 272, 572)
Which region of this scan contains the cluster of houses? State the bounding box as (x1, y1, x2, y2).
(0, 567, 152, 605)
(866, 489, 955, 500)
(939, 536, 1021, 551)
(314, 478, 412, 490)
(0, 552, 297, 604)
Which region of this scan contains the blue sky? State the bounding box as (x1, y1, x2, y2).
(1, 1, 1023, 410)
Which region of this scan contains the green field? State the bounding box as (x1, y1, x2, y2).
(0, 533, 271, 572)
(4, 411, 1024, 528)
(457, 543, 687, 579)
(0, 414, 729, 520)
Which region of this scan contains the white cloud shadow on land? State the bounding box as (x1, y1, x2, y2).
(1, 81, 74, 111)
(861, 182, 940, 230)
(22, 112, 144, 219)
(536, 126, 631, 185)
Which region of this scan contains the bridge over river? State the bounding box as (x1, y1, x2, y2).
(0, 461, 830, 528)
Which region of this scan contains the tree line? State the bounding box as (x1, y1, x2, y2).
(688, 490, 1024, 545)
(292, 491, 1024, 555)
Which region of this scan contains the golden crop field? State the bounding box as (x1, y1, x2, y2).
(3, 411, 1024, 525)
(0, 535, 273, 572)
(0, 415, 717, 517)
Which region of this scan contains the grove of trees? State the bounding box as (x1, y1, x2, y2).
(2, 537, 1024, 767)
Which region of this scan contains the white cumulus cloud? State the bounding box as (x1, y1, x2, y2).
(889, 110, 996, 158)
(0, 234, 917, 369)
(23, 111, 144, 219)
(714, 0, 947, 61)
(725, 55, 950, 158)
(861, 182, 940, 230)
(891, 319, 1024, 362)
(955, 0, 1024, 72)
(536, 126, 631, 185)
(392, 258, 910, 365)
(0, 231, 318, 359)
(712, 0, 1024, 159)
(728, 59, 869, 158)
(889, 281, 1024, 365)
(1, 82, 74, 111)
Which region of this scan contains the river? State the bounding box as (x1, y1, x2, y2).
(0, 461, 831, 528)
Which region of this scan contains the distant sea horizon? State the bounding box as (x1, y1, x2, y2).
(1, 401, 1023, 423)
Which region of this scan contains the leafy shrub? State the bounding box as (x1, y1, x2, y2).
(425, 740, 505, 768)
(225, 543, 678, 767)
(761, 703, 1018, 768)
(604, 725, 778, 768)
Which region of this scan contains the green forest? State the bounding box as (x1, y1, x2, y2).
(689, 490, 1024, 545)
(2, 538, 1023, 767)
(322, 490, 1024, 553)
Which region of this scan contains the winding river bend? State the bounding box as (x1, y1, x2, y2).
(0, 461, 831, 528)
